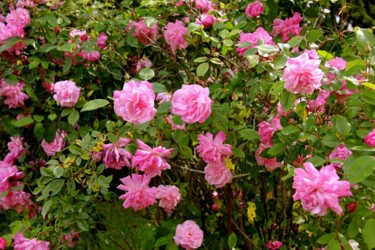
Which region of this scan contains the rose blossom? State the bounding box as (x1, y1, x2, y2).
(14, 232, 50, 250)
(255, 143, 282, 172)
(325, 57, 347, 71)
(117, 174, 157, 211)
(163, 20, 188, 52)
(0, 80, 29, 109)
(41, 130, 67, 156)
(4, 136, 26, 163)
(329, 144, 352, 168)
(96, 32, 108, 50)
(53, 80, 80, 107)
(0, 237, 6, 250)
(132, 139, 174, 177)
(283, 51, 324, 94)
(174, 220, 204, 250)
(195, 14, 216, 28)
(0, 190, 33, 212)
(156, 185, 181, 213)
(258, 118, 282, 145)
(194, 0, 213, 13)
(292, 162, 352, 216)
(6, 8, 31, 28)
(196, 131, 232, 163)
(236, 27, 275, 56)
(128, 19, 158, 46)
(61, 230, 80, 248)
(113, 80, 156, 124)
(265, 241, 283, 250)
(0, 166, 24, 192)
(102, 138, 132, 170)
(245, 1, 264, 19)
(273, 12, 303, 42)
(204, 161, 233, 188)
(156, 92, 171, 104)
(364, 128, 375, 147)
(171, 84, 213, 123)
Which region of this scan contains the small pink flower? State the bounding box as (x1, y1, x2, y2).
(171, 84, 212, 124)
(204, 161, 233, 188)
(4, 136, 26, 163)
(156, 92, 171, 104)
(195, 14, 216, 28)
(156, 185, 181, 213)
(14, 232, 50, 250)
(292, 162, 352, 216)
(102, 138, 132, 170)
(371, 203, 375, 213)
(69, 29, 87, 42)
(174, 220, 204, 250)
(236, 27, 275, 56)
(117, 174, 158, 211)
(245, 1, 264, 19)
(325, 57, 347, 71)
(128, 19, 158, 46)
(6, 8, 31, 28)
(113, 80, 156, 124)
(255, 143, 282, 172)
(283, 51, 323, 94)
(196, 131, 232, 163)
(53, 80, 80, 107)
(41, 130, 67, 156)
(265, 241, 283, 250)
(132, 139, 174, 177)
(364, 129, 375, 147)
(163, 20, 188, 52)
(135, 57, 153, 72)
(0, 80, 29, 109)
(194, 0, 214, 13)
(0, 237, 6, 250)
(61, 230, 80, 248)
(273, 12, 303, 42)
(97, 32, 108, 50)
(258, 118, 282, 145)
(80, 50, 100, 62)
(329, 144, 352, 168)
(0, 190, 33, 212)
(0, 166, 24, 192)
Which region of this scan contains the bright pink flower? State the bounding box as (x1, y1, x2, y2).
(194, 0, 213, 13)
(265, 241, 283, 250)
(0, 166, 24, 192)
(156, 92, 171, 104)
(0, 190, 33, 212)
(102, 138, 132, 170)
(196, 131, 232, 163)
(41, 130, 67, 156)
(61, 230, 80, 248)
(329, 144, 352, 168)
(236, 27, 275, 56)
(156, 185, 181, 213)
(364, 129, 375, 147)
(14, 232, 50, 250)
(204, 161, 232, 188)
(258, 118, 282, 145)
(174, 220, 204, 250)
(283, 51, 323, 94)
(195, 14, 216, 28)
(273, 12, 303, 42)
(163, 20, 188, 52)
(79, 50, 100, 62)
(292, 162, 352, 216)
(255, 143, 282, 172)
(245, 1, 264, 19)
(97, 32, 108, 50)
(0, 237, 6, 250)
(6, 8, 30, 28)
(371, 203, 375, 213)
(4, 136, 26, 163)
(315, 90, 330, 107)
(42, 81, 54, 94)
(113, 80, 156, 124)
(0, 80, 29, 109)
(69, 29, 87, 42)
(171, 84, 212, 124)
(325, 57, 347, 71)
(128, 20, 158, 46)
(53, 80, 80, 107)
(132, 139, 174, 177)
(117, 174, 158, 211)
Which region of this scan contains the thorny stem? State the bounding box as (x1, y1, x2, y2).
(231, 219, 254, 250)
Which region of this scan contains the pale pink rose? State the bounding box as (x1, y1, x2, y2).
(69, 29, 87, 42)
(204, 161, 232, 188)
(113, 80, 156, 124)
(325, 57, 347, 71)
(265, 241, 283, 250)
(135, 57, 153, 72)
(79, 50, 100, 62)
(0, 80, 29, 109)
(255, 143, 282, 172)
(171, 84, 212, 123)
(97, 32, 108, 50)
(0, 237, 6, 250)
(61, 230, 80, 248)
(245, 1, 264, 19)
(364, 129, 375, 147)
(53, 80, 80, 107)
(174, 220, 204, 250)
(128, 20, 158, 46)
(14, 232, 50, 250)
(166, 115, 186, 130)
(194, 0, 213, 13)
(258, 118, 282, 145)
(273, 12, 303, 42)
(305, 49, 320, 60)
(283, 51, 323, 94)
(41, 130, 67, 156)
(163, 20, 188, 52)
(102, 138, 132, 170)
(16, 0, 38, 8)
(292, 162, 352, 216)
(236, 27, 275, 56)
(196, 131, 232, 163)
(117, 174, 158, 211)
(4, 136, 26, 163)
(156, 92, 171, 104)
(132, 139, 174, 177)
(0, 166, 24, 192)
(0, 190, 33, 212)
(156, 185, 181, 213)
(315, 90, 330, 107)
(6, 8, 30, 28)
(329, 144, 352, 168)
(195, 14, 216, 28)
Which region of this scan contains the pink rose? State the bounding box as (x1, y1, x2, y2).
(196, 131, 232, 163)
(102, 138, 132, 170)
(156, 185, 181, 214)
(265, 241, 283, 250)
(53, 80, 80, 107)
(236, 27, 275, 56)
(329, 144, 352, 168)
(325, 57, 347, 71)
(163, 20, 188, 52)
(0, 190, 33, 212)
(0, 80, 29, 109)
(273, 12, 303, 42)
(14, 232, 50, 250)
(97, 32, 108, 50)
(245, 1, 264, 19)
(174, 220, 204, 250)
(113, 80, 157, 124)
(255, 143, 282, 172)
(292, 162, 352, 216)
(0, 165, 24, 192)
(204, 161, 233, 188)
(195, 14, 216, 28)
(4, 136, 26, 163)
(128, 19, 158, 46)
(364, 129, 375, 147)
(6, 8, 31, 28)
(194, 0, 214, 13)
(171, 84, 212, 124)
(283, 51, 323, 94)
(258, 118, 282, 145)
(41, 130, 67, 156)
(61, 230, 80, 248)
(135, 57, 153, 72)
(0, 237, 6, 250)
(156, 92, 171, 104)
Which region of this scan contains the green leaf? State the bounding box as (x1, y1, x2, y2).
(280, 91, 295, 112)
(228, 232, 237, 249)
(48, 179, 65, 196)
(154, 235, 173, 247)
(42, 200, 53, 217)
(306, 156, 325, 167)
(63, 58, 72, 73)
(188, 23, 202, 34)
(317, 233, 336, 244)
(347, 156, 375, 183)
(306, 29, 323, 43)
(77, 220, 90, 231)
(239, 129, 259, 141)
(68, 110, 79, 125)
(157, 101, 171, 114)
(152, 82, 167, 93)
(194, 57, 208, 63)
(267, 143, 286, 157)
(34, 123, 44, 142)
(53, 166, 64, 178)
(356, 28, 375, 51)
(273, 55, 287, 69)
(334, 115, 351, 137)
(232, 148, 245, 158)
(180, 145, 192, 159)
(348, 220, 359, 238)
(361, 91, 375, 105)
(11, 117, 34, 127)
(327, 239, 341, 250)
(287, 36, 303, 47)
(44, 126, 57, 143)
(196, 62, 209, 77)
(81, 99, 109, 112)
(265, 0, 278, 22)
(363, 219, 375, 249)
(322, 135, 340, 147)
(139, 68, 155, 80)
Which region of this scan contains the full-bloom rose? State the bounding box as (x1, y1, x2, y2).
(156, 185, 181, 214)
(195, 14, 216, 28)
(174, 220, 204, 250)
(265, 241, 283, 250)
(196, 131, 232, 163)
(163, 20, 188, 52)
(6, 8, 31, 28)
(325, 57, 347, 71)
(0, 166, 24, 192)
(194, 0, 214, 13)
(0, 190, 33, 212)
(236, 27, 275, 56)
(0, 80, 29, 109)
(283, 51, 324, 94)
(53, 80, 80, 107)
(0, 237, 6, 250)
(258, 118, 282, 145)
(128, 19, 158, 46)
(273, 12, 303, 42)
(204, 161, 233, 188)
(364, 128, 375, 147)
(102, 138, 132, 170)
(113, 80, 156, 124)
(292, 162, 352, 216)
(245, 1, 264, 19)
(4, 136, 26, 163)
(14, 232, 50, 250)
(171, 84, 213, 123)
(329, 144, 352, 168)
(41, 130, 67, 156)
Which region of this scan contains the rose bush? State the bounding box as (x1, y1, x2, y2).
(0, 0, 374, 249)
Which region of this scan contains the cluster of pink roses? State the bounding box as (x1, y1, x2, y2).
(13, 232, 49, 250)
(0, 79, 29, 109)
